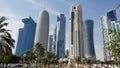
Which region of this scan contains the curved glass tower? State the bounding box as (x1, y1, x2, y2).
(84, 19, 96, 60)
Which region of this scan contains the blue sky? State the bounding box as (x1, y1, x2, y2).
(0, 0, 120, 60)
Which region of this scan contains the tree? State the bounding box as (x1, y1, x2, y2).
(33, 43, 45, 68)
(7, 54, 20, 63)
(0, 16, 15, 68)
(22, 48, 35, 67)
(46, 52, 56, 64)
(75, 56, 81, 64)
(106, 31, 120, 65)
(46, 52, 56, 67)
(41, 52, 56, 68)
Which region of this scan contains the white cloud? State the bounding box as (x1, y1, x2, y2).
(46, 8, 60, 16)
(28, 0, 43, 8)
(27, 0, 60, 16)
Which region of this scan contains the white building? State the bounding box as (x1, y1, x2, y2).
(34, 10, 49, 50)
(69, 4, 84, 60)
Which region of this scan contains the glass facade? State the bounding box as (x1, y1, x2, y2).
(15, 17, 36, 56)
(107, 10, 117, 21)
(84, 19, 96, 60)
(71, 12, 74, 44)
(101, 10, 118, 61)
(48, 35, 53, 52)
(15, 28, 23, 56)
(53, 14, 66, 59)
(107, 10, 117, 34)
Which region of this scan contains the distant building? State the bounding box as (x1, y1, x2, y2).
(84, 19, 96, 60)
(101, 10, 118, 61)
(69, 4, 84, 59)
(48, 35, 53, 52)
(53, 14, 66, 59)
(53, 25, 57, 53)
(15, 17, 36, 56)
(34, 10, 49, 50)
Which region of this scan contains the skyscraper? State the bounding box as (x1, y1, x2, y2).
(15, 17, 36, 56)
(48, 35, 53, 52)
(34, 10, 49, 50)
(53, 14, 66, 59)
(84, 19, 96, 60)
(101, 10, 117, 61)
(53, 25, 57, 53)
(69, 4, 84, 59)
(15, 28, 23, 55)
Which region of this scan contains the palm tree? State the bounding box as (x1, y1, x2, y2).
(33, 43, 45, 68)
(0, 16, 15, 68)
(41, 52, 56, 68)
(23, 48, 35, 68)
(46, 52, 56, 67)
(75, 56, 81, 64)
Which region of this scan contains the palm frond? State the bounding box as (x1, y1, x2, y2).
(0, 16, 7, 24)
(0, 35, 15, 48)
(0, 23, 8, 29)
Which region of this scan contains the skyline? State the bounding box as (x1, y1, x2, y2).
(0, 0, 120, 61)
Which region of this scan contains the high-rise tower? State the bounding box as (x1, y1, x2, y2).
(69, 4, 84, 59)
(53, 14, 66, 59)
(15, 17, 36, 56)
(84, 19, 96, 60)
(15, 28, 23, 55)
(101, 10, 117, 61)
(48, 35, 53, 52)
(34, 10, 49, 50)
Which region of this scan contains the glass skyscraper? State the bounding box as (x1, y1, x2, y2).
(107, 10, 117, 21)
(53, 14, 66, 59)
(15, 17, 36, 56)
(15, 28, 23, 55)
(101, 10, 117, 61)
(84, 19, 96, 60)
(48, 35, 53, 52)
